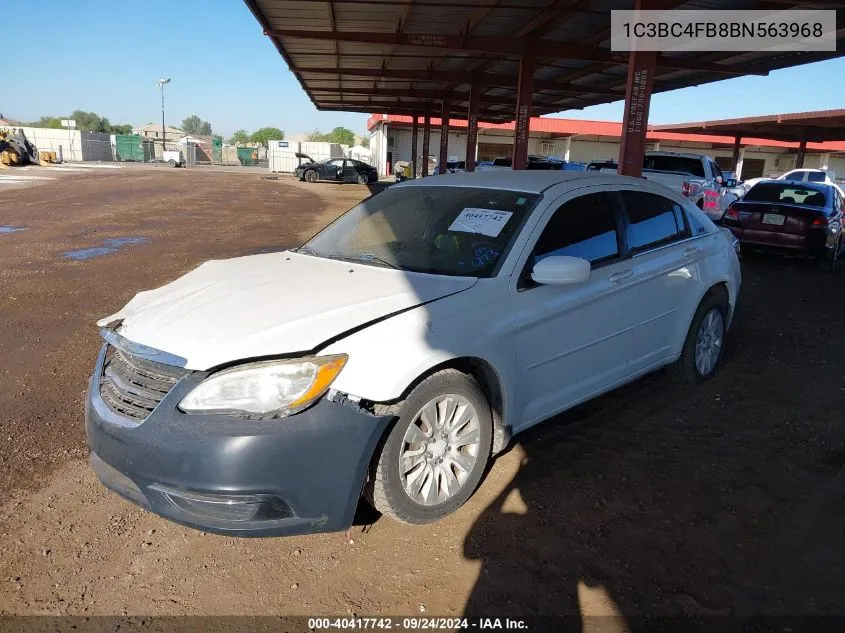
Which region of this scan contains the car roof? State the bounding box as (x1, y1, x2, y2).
(645, 151, 709, 160)
(395, 170, 655, 194)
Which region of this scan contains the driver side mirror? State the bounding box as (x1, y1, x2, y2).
(531, 256, 591, 285)
(724, 179, 737, 187)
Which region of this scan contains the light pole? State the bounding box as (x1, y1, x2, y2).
(156, 78, 171, 151)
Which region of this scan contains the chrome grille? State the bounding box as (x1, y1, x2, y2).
(99, 345, 186, 421)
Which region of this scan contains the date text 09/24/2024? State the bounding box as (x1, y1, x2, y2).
(308, 617, 528, 630)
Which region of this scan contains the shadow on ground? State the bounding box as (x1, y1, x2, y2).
(463, 254, 845, 625)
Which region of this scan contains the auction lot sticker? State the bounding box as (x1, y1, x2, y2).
(449, 209, 513, 237)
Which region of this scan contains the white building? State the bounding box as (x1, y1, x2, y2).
(367, 113, 845, 180)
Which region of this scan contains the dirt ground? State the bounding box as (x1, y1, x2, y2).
(1, 165, 844, 627)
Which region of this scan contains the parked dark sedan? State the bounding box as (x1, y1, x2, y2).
(295, 155, 378, 185)
(722, 180, 844, 270)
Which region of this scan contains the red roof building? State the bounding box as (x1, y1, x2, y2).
(367, 113, 845, 180)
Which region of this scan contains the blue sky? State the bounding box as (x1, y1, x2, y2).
(4, 1, 844, 138)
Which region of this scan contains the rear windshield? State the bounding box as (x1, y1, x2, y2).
(643, 155, 705, 177)
(744, 183, 828, 207)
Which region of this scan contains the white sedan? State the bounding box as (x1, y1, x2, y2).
(85, 171, 741, 536)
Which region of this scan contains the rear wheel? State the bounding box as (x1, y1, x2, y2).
(168, 159, 176, 167)
(366, 369, 492, 524)
(356, 172, 369, 185)
(821, 235, 840, 271)
(667, 291, 728, 385)
(305, 169, 318, 183)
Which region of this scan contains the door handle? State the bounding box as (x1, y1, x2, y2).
(608, 269, 634, 283)
(683, 246, 701, 257)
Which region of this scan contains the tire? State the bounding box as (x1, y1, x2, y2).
(305, 169, 318, 183)
(816, 235, 840, 271)
(667, 290, 729, 385)
(168, 159, 176, 167)
(366, 369, 492, 524)
(356, 172, 369, 185)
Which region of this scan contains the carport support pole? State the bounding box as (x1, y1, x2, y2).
(411, 114, 419, 179)
(465, 85, 480, 173)
(730, 136, 742, 172)
(617, 46, 656, 177)
(422, 114, 431, 177)
(796, 140, 807, 169)
(438, 101, 450, 175)
(512, 54, 535, 171)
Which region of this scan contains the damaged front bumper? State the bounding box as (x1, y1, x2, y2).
(85, 345, 393, 537)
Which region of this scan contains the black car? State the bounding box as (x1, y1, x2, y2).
(294, 154, 378, 185)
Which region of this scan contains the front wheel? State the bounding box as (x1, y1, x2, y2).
(667, 291, 728, 384)
(168, 159, 176, 167)
(366, 369, 492, 524)
(305, 169, 318, 183)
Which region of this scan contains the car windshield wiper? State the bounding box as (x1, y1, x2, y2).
(327, 254, 402, 269)
(294, 246, 320, 256)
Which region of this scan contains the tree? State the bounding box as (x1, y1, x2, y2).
(228, 129, 251, 145)
(69, 110, 111, 132)
(306, 126, 355, 146)
(360, 136, 369, 148)
(328, 126, 355, 146)
(249, 127, 284, 147)
(109, 124, 133, 135)
(181, 115, 213, 136)
(27, 111, 114, 132)
(28, 116, 63, 129)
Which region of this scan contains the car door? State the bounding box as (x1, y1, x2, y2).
(342, 159, 359, 183)
(618, 188, 706, 373)
(323, 158, 344, 181)
(512, 188, 642, 430)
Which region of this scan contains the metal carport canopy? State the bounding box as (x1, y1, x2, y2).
(243, 0, 844, 123)
(653, 109, 845, 143)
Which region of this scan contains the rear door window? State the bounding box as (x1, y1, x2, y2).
(620, 190, 689, 252)
(807, 171, 827, 183)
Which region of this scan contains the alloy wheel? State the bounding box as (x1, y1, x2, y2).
(398, 394, 481, 507)
(695, 308, 724, 377)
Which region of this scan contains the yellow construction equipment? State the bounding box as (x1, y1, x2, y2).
(0, 128, 57, 168)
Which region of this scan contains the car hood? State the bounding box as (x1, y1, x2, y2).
(97, 251, 476, 370)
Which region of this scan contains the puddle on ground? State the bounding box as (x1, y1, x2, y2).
(64, 237, 151, 261)
(0, 225, 29, 234)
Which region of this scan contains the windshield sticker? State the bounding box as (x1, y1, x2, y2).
(448, 209, 513, 237)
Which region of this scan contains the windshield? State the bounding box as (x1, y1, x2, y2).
(744, 183, 828, 207)
(301, 186, 539, 277)
(643, 155, 705, 177)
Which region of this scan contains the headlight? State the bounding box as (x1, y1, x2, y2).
(178, 355, 347, 418)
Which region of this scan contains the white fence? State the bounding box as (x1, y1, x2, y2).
(268, 140, 346, 173)
(1, 126, 84, 162)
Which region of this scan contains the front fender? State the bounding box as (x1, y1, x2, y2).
(320, 293, 517, 418)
